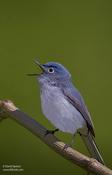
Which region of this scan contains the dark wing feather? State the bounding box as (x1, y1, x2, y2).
(62, 83, 95, 137)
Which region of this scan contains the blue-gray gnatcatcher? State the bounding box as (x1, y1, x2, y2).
(28, 60, 104, 164)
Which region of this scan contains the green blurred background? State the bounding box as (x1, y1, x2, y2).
(0, 0, 112, 174)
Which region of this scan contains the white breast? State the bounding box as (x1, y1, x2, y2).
(40, 85, 86, 134)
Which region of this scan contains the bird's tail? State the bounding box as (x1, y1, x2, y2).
(80, 133, 104, 165)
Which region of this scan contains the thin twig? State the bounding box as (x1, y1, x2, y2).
(0, 100, 112, 175)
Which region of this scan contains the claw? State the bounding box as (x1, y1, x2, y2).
(63, 144, 71, 151)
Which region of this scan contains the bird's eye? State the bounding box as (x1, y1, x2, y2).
(48, 67, 54, 73)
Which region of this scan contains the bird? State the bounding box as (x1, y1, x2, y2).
(28, 60, 104, 165)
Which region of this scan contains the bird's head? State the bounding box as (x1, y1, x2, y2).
(28, 60, 71, 86)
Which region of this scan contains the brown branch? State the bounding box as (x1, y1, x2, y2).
(0, 100, 112, 175)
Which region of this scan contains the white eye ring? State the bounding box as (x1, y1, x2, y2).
(48, 67, 54, 73)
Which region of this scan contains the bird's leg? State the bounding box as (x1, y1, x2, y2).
(45, 128, 59, 136)
(78, 128, 89, 137)
(63, 134, 76, 150)
(71, 134, 76, 146)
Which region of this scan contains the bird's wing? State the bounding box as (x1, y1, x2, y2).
(62, 83, 95, 137)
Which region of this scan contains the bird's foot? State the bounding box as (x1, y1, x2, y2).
(45, 128, 59, 136)
(63, 144, 71, 151)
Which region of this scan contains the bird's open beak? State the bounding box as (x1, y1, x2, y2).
(27, 60, 45, 76)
